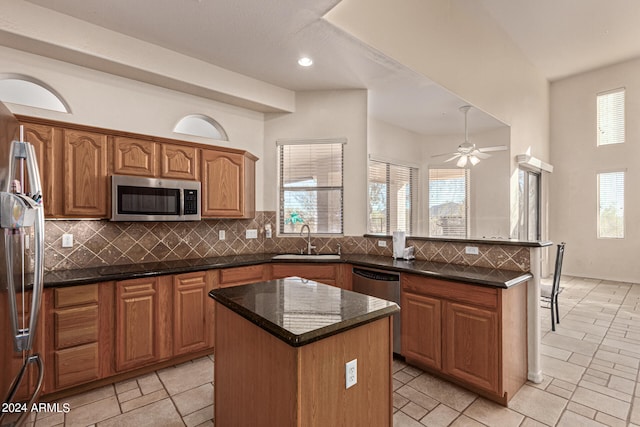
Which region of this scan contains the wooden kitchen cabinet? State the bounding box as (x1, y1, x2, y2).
(19, 122, 56, 217)
(443, 301, 499, 394)
(219, 264, 268, 288)
(161, 143, 198, 180)
(113, 136, 158, 177)
(401, 273, 528, 405)
(63, 129, 109, 217)
(201, 149, 256, 218)
(401, 292, 441, 370)
(115, 276, 172, 372)
(173, 271, 215, 356)
(44, 283, 114, 392)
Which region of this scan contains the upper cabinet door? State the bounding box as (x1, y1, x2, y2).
(20, 123, 56, 217)
(201, 150, 255, 218)
(161, 144, 198, 180)
(63, 129, 109, 217)
(113, 137, 157, 177)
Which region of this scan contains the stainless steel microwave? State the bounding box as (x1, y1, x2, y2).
(111, 175, 201, 221)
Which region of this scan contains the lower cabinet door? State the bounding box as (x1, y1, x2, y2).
(401, 292, 441, 369)
(115, 278, 159, 372)
(442, 301, 499, 394)
(173, 271, 214, 356)
(54, 343, 99, 389)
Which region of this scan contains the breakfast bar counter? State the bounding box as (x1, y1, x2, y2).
(209, 276, 399, 427)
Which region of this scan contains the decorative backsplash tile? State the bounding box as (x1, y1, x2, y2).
(44, 211, 530, 273)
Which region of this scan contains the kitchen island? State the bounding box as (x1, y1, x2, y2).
(209, 276, 399, 427)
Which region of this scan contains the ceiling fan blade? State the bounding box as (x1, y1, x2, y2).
(431, 152, 457, 158)
(470, 150, 491, 160)
(442, 154, 461, 162)
(456, 155, 468, 168)
(477, 145, 508, 153)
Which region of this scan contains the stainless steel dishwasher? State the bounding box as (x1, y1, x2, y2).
(352, 267, 401, 354)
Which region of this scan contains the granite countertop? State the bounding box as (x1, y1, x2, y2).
(209, 276, 400, 347)
(43, 253, 531, 289)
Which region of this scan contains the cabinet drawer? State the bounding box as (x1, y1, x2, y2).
(55, 306, 99, 349)
(219, 265, 265, 287)
(401, 274, 498, 309)
(54, 285, 99, 308)
(54, 342, 99, 389)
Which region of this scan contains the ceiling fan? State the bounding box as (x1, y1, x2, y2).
(432, 105, 507, 168)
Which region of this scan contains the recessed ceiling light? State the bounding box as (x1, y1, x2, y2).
(298, 57, 313, 67)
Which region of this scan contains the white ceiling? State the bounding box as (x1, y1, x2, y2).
(18, 0, 640, 137)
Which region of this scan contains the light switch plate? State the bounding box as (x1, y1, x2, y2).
(378, 240, 387, 247)
(246, 229, 258, 239)
(219, 230, 226, 241)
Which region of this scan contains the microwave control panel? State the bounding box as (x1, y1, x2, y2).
(184, 189, 198, 215)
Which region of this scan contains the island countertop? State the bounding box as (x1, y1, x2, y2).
(208, 276, 400, 347)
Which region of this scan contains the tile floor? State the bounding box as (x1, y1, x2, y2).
(24, 275, 640, 426)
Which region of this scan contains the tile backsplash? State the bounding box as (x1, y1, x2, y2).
(45, 211, 529, 272)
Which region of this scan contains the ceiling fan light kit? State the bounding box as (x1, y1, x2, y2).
(432, 105, 507, 168)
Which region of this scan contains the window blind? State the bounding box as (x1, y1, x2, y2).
(597, 171, 624, 238)
(368, 160, 418, 234)
(428, 168, 469, 237)
(278, 141, 344, 234)
(597, 88, 625, 146)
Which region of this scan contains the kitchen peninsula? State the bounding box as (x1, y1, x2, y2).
(209, 277, 399, 427)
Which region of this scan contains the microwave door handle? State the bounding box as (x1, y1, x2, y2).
(179, 189, 184, 217)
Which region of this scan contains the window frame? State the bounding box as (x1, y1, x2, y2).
(367, 157, 419, 235)
(277, 139, 345, 236)
(428, 167, 470, 238)
(596, 87, 625, 147)
(597, 170, 625, 239)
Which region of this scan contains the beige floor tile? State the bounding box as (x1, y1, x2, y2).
(557, 410, 608, 427)
(181, 404, 213, 427)
(393, 391, 410, 409)
(542, 333, 599, 357)
(508, 385, 567, 426)
(541, 344, 572, 361)
(520, 417, 549, 427)
(33, 412, 64, 427)
(394, 370, 415, 384)
(400, 401, 428, 421)
(419, 404, 459, 427)
(117, 387, 142, 403)
(546, 384, 573, 399)
(64, 396, 120, 427)
(114, 379, 138, 394)
(595, 411, 629, 427)
(449, 414, 484, 427)
(97, 398, 183, 427)
(396, 384, 439, 412)
(62, 385, 115, 409)
(595, 348, 640, 369)
(566, 401, 597, 418)
(629, 397, 640, 424)
(194, 422, 213, 427)
(541, 354, 586, 383)
(392, 411, 422, 427)
(571, 387, 630, 419)
(405, 374, 476, 412)
(158, 358, 213, 396)
(579, 377, 633, 402)
(172, 383, 213, 416)
(462, 398, 524, 427)
(137, 372, 164, 395)
(120, 389, 169, 413)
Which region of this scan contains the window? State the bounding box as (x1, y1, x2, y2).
(597, 171, 624, 238)
(597, 88, 625, 146)
(368, 159, 418, 234)
(278, 140, 344, 235)
(428, 168, 469, 237)
(173, 114, 228, 140)
(0, 76, 69, 113)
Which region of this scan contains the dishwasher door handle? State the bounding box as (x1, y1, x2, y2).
(352, 267, 400, 282)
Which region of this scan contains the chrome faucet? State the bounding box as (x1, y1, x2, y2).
(300, 224, 315, 255)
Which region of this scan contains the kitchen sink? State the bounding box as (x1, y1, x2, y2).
(272, 254, 341, 261)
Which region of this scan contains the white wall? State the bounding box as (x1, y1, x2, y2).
(0, 46, 266, 211)
(550, 58, 640, 282)
(264, 90, 368, 235)
(424, 127, 511, 238)
(326, 0, 550, 238)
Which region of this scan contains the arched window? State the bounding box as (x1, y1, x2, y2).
(0, 75, 70, 113)
(173, 114, 228, 141)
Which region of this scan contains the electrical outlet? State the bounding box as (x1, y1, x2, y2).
(219, 230, 226, 241)
(465, 246, 479, 255)
(265, 223, 272, 239)
(345, 359, 357, 389)
(246, 229, 258, 239)
(61, 233, 73, 248)
(378, 240, 387, 247)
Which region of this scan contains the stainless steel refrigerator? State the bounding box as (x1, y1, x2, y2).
(0, 101, 45, 427)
